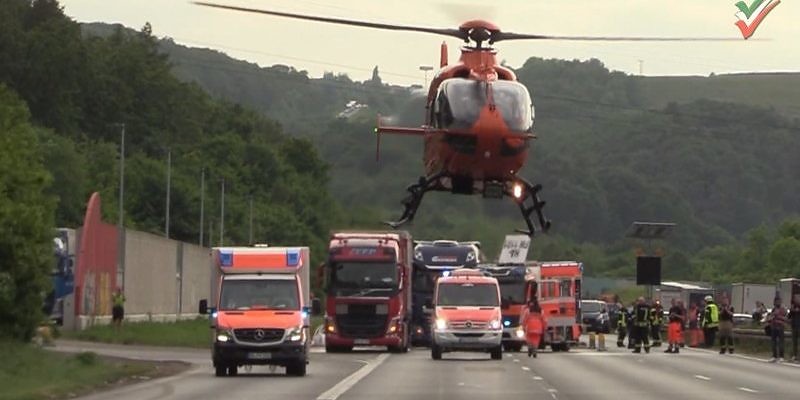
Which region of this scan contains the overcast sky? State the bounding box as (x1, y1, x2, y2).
(59, 0, 799, 85)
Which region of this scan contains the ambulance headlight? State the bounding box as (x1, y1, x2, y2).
(215, 328, 232, 343)
(516, 328, 525, 338)
(490, 320, 502, 330)
(435, 318, 447, 331)
(287, 326, 305, 342)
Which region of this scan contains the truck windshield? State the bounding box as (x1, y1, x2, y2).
(499, 281, 526, 305)
(329, 262, 398, 296)
(437, 283, 499, 307)
(412, 264, 441, 294)
(219, 279, 299, 311)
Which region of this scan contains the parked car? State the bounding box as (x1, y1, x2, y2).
(581, 300, 611, 333)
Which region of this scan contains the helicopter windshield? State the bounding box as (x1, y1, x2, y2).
(436, 78, 533, 132)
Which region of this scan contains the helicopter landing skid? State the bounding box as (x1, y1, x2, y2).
(384, 174, 444, 229)
(511, 178, 551, 237)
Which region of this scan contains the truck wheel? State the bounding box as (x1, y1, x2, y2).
(227, 366, 238, 376)
(286, 361, 307, 377)
(431, 344, 442, 360)
(490, 346, 503, 360)
(215, 365, 227, 377)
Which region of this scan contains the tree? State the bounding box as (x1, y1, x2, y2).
(0, 84, 55, 340)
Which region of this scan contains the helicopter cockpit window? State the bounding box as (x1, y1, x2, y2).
(437, 78, 533, 132)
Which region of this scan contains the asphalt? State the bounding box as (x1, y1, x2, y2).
(52, 336, 800, 400)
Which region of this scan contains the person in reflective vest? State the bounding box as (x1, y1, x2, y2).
(702, 295, 719, 348)
(616, 306, 628, 347)
(651, 300, 664, 347)
(632, 297, 651, 354)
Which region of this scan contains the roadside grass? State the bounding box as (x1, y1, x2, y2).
(62, 318, 210, 348)
(0, 341, 155, 400)
(62, 316, 325, 348)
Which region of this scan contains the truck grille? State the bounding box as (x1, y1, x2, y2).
(454, 333, 483, 338)
(336, 304, 387, 338)
(234, 328, 284, 343)
(450, 320, 488, 329)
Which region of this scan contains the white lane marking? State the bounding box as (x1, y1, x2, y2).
(513, 359, 520, 363)
(316, 354, 390, 400)
(533, 376, 543, 380)
(738, 387, 758, 393)
(458, 382, 465, 386)
(694, 375, 711, 381)
(521, 366, 530, 371)
(548, 389, 558, 393)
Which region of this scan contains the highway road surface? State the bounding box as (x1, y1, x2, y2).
(55, 337, 799, 400)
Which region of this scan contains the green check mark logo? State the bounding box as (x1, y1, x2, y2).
(735, 0, 765, 19)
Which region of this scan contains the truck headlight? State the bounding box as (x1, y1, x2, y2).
(490, 320, 502, 330)
(435, 318, 447, 331)
(466, 251, 476, 262)
(287, 326, 305, 342)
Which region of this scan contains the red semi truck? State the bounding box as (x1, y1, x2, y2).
(323, 231, 413, 353)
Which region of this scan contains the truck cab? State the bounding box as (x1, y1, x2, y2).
(323, 231, 412, 353)
(430, 268, 503, 360)
(411, 240, 481, 345)
(480, 264, 530, 352)
(199, 246, 317, 377)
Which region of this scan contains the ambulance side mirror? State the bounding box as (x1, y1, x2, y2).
(311, 298, 322, 316)
(198, 299, 208, 315)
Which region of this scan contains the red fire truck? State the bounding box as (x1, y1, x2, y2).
(533, 261, 583, 351)
(323, 231, 413, 353)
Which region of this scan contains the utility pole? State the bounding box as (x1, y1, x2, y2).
(165, 149, 171, 238)
(199, 168, 205, 246)
(248, 195, 254, 245)
(117, 123, 126, 289)
(219, 179, 225, 246)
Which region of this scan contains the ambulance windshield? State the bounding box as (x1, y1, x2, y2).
(437, 283, 499, 307)
(328, 262, 399, 296)
(219, 279, 299, 311)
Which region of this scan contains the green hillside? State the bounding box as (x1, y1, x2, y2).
(640, 73, 800, 119)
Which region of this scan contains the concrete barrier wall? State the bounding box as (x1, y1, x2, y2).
(123, 230, 180, 315)
(180, 243, 211, 315)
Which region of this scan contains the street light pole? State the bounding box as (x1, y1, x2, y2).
(165, 149, 171, 238)
(248, 195, 254, 245)
(219, 178, 225, 246)
(199, 168, 205, 246)
(117, 123, 126, 289)
(419, 65, 433, 88)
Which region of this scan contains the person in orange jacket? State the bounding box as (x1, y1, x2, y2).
(521, 298, 546, 358)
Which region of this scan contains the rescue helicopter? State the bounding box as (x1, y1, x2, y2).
(193, 1, 735, 236)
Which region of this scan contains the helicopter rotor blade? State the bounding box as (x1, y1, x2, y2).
(491, 31, 741, 43)
(193, 1, 467, 40)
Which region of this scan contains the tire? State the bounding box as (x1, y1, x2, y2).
(215, 365, 227, 377)
(490, 346, 503, 360)
(286, 361, 307, 377)
(431, 344, 442, 360)
(227, 366, 238, 376)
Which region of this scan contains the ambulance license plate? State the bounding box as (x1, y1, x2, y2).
(354, 339, 370, 345)
(247, 352, 271, 360)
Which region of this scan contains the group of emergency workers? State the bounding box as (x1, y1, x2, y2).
(616, 297, 677, 353)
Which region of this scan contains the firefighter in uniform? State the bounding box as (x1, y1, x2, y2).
(632, 297, 651, 354)
(651, 300, 664, 347)
(627, 301, 636, 349)
(616, 305, 628, 347)
(702, 295, 719, 348)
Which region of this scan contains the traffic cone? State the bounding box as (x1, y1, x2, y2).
(597, 332, 606, 352)
(588, 332, 596, 349)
